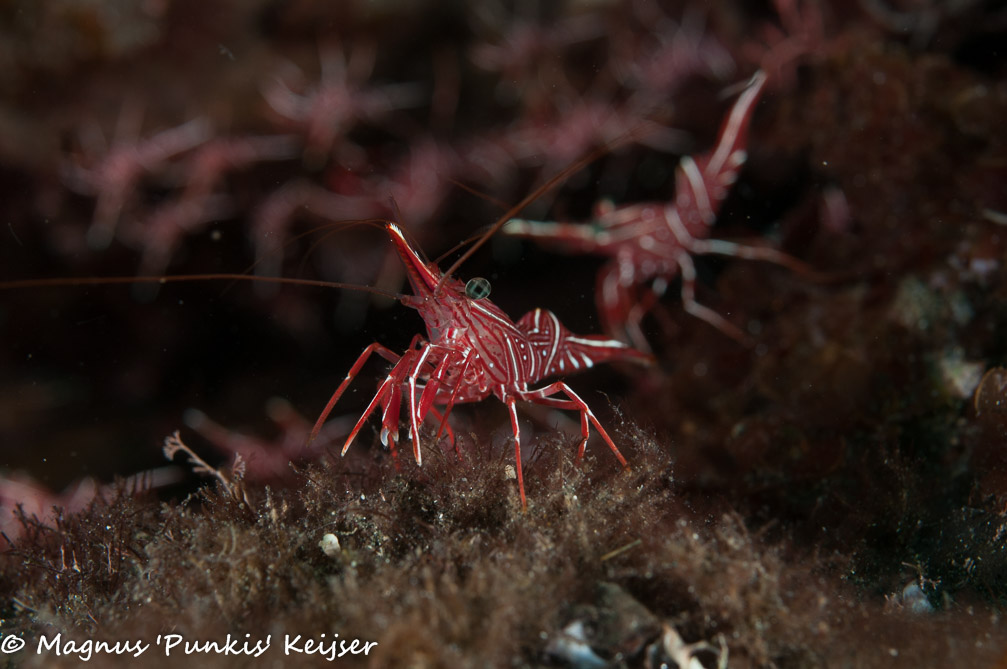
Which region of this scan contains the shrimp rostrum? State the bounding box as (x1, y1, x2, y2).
(309, 222, 653, 508)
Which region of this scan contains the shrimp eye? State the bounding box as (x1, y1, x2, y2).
(465, 277, 491, 300)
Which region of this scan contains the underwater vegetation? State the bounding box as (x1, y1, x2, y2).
(2, 0, 1007, 666)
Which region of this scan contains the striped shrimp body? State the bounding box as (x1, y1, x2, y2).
(506, 70, 813, 351)
(3, 221, 652, 509)
(5, 133, 654, 509)
(309, 222, 654, 508)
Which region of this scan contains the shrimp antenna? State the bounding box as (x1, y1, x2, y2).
(433, 181, 511, 264)
(446, 178, 511, 211)
(234, 215, 388, 281)
(0, 273, 406, 301)
(292, 218, 392, 280)
(435, 131, 641, 293)
(2, 216, 406, 301)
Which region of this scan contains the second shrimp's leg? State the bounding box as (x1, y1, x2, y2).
(426, 406, 457, 454)
(598, 261, 666, 353)
(405, 345, 467, 465)
(688, 238, 818, 277)
(418, 349, 471, 455)
(310, 342, 403, 443)
(504, 395, 529, 509)
(406, 346, 435, 466)
(527, 395, 591, 459)
(673, 237, 821, 344)
(501, 382, 631, 509)
(523, 382, 629, 468)
(675, 252, 751, 345)
(343, 349, 417, 457)
(336, 335, 425, 460)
